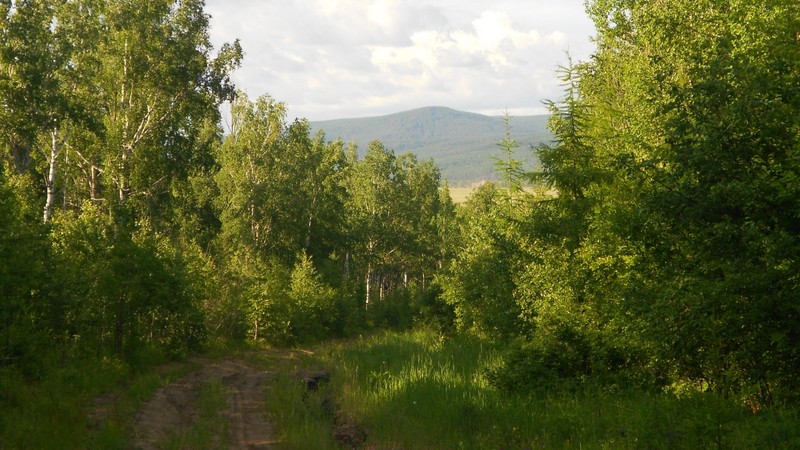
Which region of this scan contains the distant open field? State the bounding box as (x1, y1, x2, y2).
(449, 185, 557, 204)
(448, 186, 474, 203)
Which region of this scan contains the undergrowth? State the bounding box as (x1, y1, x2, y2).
(278, 329, 800, 449)
(4, 333, 798, 449)
(266, 374, 341, 450)
(0, 352, 194, 449)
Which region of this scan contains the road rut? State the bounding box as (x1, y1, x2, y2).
(131, 357, 274, 449)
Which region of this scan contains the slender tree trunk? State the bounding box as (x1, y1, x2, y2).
(118, 37, 131, 203)
(43, 133, 60, 223)
(305, 214, 313, 250)
(90, 165, 101, 202)
(344, 251, 351, 280)
(365, 262, 371, 310)
(250, 203, 259, 243)
(253, 318, 259, 340)
(305, 196, 315, 250)
(63, 145, 69, 209)
(119, 150, 130, 202)
(44, 128, 68, 223)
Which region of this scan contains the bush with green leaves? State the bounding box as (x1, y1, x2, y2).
(488, 328, 663, 395)
(438, 183, 526, 339)
(244, 253, 339, 345)
(287, 252, 339, 343)
(49, 204, 207, 362)
(0, 172, 48, 376)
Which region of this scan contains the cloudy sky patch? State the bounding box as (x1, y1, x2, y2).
(205, 0, 595, 121)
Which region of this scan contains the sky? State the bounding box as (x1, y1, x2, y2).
(204, 0, 596, 122)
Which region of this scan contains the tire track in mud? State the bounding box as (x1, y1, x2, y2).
(222, 360, 274, 449)
(131, 357, 274, 449)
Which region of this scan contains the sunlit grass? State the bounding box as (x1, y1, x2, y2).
(266, 374, 341, 450)
(310, 329, 800, 449)
(449, 185, 557, 204)
(6, 333, 795, 449)
(448, 186, 475, 203)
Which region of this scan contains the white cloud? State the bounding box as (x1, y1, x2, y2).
(205, 0, 595, 121)
(472, 10, 540, 50)
(368, 0, 400, 30)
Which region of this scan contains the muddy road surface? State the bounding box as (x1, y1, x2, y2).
(130, 357, 275, 449)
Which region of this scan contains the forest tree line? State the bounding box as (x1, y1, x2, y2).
(2, 0, 799, 409)
(0, 0, 454, 372)
(441, 0, 799, 407)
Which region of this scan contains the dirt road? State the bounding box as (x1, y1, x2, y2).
(131, 357, 275, 449)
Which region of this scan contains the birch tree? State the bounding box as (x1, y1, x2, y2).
(344, 142, 446, 309)
(0, 1, 92, 222)
(95, 0, 241, 226)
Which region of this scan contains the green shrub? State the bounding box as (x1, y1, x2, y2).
(488, 327, 664, 394)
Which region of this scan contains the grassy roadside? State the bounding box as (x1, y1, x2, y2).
(0, 342, 320, 449)
(0, 353, 197, 449)
(0, 339, 274, 449)
(4, 334, 798, 449)
(273, 329, 800, 449)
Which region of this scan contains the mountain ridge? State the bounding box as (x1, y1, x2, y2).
(310, 106, 552, 185)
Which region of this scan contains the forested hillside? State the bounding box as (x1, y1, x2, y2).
(1, 0, 799, 447)
(311, 107, 551, 184)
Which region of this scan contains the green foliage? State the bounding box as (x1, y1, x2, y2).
(487, 329, 660, 394)
(493, 111, 526, 208)
(0, 0, 239, 383)
(429, 0, 800, 410)
(438, 182, 526, 338)
(287, 253, 339, 343)
(1, 0, 456, 386)
(215, 93, 347, 266)
(0, 172, 50, 377)
(594, 0, 800, 404)
(495, 0, 800, 406)
(5, 0, 799, 444)
(344, 140, 449, 319)
(236, 255, 290, 344)
(242, 252, 341, 345)
(49, 205, 207, 360)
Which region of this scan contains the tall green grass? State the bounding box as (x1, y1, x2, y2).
(306, 329, 800, 449)
(0, 354, 195, 449)
(266, 374, 341, 450)
(7, 333, 796, 449)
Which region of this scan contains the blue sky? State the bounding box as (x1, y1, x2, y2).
(205, 0, 596, 121)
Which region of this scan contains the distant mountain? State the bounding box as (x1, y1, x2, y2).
(310, 106, 552, 185)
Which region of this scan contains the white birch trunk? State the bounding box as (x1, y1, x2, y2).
(365, 262, 371, 310)
(43, 128, 68, 223)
